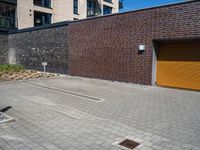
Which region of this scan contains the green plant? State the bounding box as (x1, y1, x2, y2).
(0, 64, 25, 72)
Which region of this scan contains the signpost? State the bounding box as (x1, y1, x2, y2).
(42, 62, 47, 73)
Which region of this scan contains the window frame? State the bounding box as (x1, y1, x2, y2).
(103, 5, 112, 15)
(34, 11, 52, 27)
(73, 0, 79, 15)
(0, 1, 16, 28)
(33, 0, 52, 9)
(87, 0, 97, 17)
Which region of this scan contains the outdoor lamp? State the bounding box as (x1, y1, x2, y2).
(139, 44, 145, 52)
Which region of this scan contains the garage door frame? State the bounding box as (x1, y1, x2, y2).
(152, 39, 200, 90)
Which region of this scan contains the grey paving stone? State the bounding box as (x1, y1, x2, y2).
(0, 77, 200, 150)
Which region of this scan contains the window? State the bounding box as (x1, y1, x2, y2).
(34, 11, 51, 26)
(103, 5, 112, 15)
(119, 0, 123, 9)
(34, 0, 51, 8)
(104, 0, 112, 3)
(0, 2, 16, 28)
(87, 0, 97, 17)
(73, 0, 78, 14)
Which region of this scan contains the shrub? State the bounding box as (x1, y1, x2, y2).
(0, 64, 25, 72)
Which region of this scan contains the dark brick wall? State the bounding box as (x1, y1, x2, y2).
(0, 34, 8, 64)
(8, 26, 68, 74)
(68, 1, 200, 85)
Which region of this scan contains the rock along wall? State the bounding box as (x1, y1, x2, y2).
(0, 34, 8, 64)
(8, 25, 68, 74)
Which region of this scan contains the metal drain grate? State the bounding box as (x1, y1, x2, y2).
(119, 139, 140, 149)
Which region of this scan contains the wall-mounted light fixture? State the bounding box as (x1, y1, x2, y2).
(139, 44, 145, 52)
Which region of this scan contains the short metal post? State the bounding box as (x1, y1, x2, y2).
(44, 65, 46, 73)
(42, 62, 47, 73)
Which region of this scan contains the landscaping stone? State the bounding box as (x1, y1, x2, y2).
(0, 70, 56, 81)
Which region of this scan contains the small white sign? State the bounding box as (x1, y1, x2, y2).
(42, 62, 47, 66)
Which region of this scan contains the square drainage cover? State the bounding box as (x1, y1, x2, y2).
(119, 139, 140, 149)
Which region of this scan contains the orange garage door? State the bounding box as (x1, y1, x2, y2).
(156, 41, 200, 91)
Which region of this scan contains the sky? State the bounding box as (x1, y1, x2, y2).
(120, 0, 185, 12)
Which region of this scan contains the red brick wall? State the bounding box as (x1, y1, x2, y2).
(68, 1, 200, 85)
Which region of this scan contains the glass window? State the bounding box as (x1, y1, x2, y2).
(103, 5, 112, 15)
(73, 0, 78, 14)
(34, 11, 51, 26)
(119, 0, 123, 9)
(0, 2, 16, 28)
(34, 0, 51, 8)
(104, 0, 112, 3)
(87, 0, 97, 17)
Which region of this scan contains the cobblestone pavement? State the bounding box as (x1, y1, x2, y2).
(0, 76, 200, 150)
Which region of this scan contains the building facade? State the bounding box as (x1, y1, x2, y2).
(0, 0, 120, 30)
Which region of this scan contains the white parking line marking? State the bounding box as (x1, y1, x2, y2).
(23, 81, 105, 103)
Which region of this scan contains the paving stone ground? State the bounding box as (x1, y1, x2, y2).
(0, 76, 200, 150)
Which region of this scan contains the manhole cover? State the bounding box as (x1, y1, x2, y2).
(119, 139, 140, 149)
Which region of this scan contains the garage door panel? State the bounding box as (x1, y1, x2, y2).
(158, 42, 200, 61)
(156, 42, 200, 91)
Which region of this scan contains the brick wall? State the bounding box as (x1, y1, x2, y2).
(0, 34, 8, 64)
(68, 1, 200, 85)
(1, 1, 199, 83)
(8, 25, 68, 73)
